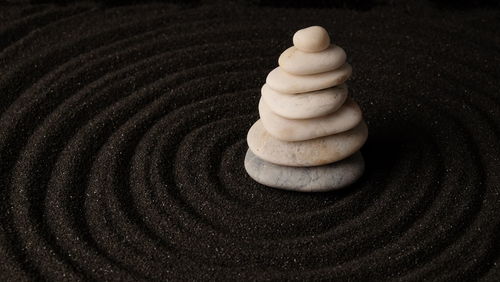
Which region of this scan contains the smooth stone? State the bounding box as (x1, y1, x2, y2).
(261, 83, 348, 119)
(279, 45, 347, 75)
(247, 119, 368, 167)
(293, 26, 330, 53)
(259, 97, 362, 141)
(245, 149, 364, 192)
(266, 64, 352, 94)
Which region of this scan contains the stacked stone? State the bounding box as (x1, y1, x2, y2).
(245, 26, 368, 192)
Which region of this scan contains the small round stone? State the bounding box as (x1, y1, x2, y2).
(259, 97, 362, 141)
(261, 83, 348, 119)
(293, 26, 330, 53)
(279, 45, 346, 75)
(245, 149, 364, 192)
(247, 119, 368, 167)
(266, 64, 352, 94)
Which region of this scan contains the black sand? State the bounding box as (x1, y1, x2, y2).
(0, 1, 499, 281)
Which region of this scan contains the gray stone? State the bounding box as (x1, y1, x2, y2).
(244, 149, 364, 192)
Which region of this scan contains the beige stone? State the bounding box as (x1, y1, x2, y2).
(266, 64, 352, 94)
(279, 45, 346, 75)
(247, 120, 368, 167)
(261, 83, 348, 119)
(259, 97, 362, 141)
(293, 26, 330, 53)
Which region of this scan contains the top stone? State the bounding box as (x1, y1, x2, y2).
(293, 26, 330, 53)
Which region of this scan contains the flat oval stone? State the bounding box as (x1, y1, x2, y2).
(293, 26, 330, 53)
(279, 45, 346, 75)
(259, 97, 362, 141)
(247, 119, 368, 167)
(245, 149, 364, 192)
(266, 64, 352, 94)
(261, 83, 348, 119)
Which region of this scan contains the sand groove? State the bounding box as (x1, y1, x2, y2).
(0, 3, 499, 281)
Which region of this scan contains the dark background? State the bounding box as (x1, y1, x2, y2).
(1, 0, 499, 281)
(4, 0, 500, 8)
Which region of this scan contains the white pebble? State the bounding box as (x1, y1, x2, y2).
(279, 45, 346, 75)
(261, 83, 348, 119)
(259, 97, 363, 141)
(247, 120, 368, 167)
(266, 64, 352, 94)
(293, 26, 330, 53)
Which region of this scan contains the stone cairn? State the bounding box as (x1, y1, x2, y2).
(245, 26, 368, 192)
